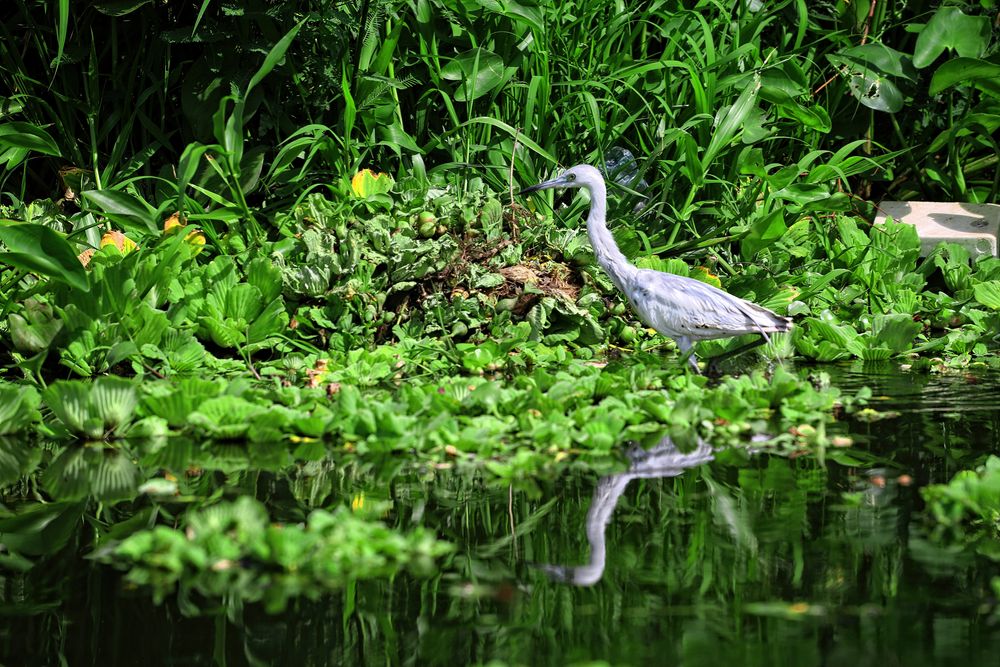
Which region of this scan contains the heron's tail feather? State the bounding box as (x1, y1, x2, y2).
(736, 301, 793, 342)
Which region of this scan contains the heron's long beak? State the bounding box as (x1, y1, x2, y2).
(518, 175, 566, 196)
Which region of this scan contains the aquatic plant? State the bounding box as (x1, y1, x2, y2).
(107, 496, 452, 612)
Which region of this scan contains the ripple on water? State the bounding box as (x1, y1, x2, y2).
(822, 363, 1000, 413)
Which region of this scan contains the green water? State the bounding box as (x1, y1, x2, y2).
(2, 366, 999, 666)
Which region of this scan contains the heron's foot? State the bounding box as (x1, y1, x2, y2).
(688, 355, 702, 375)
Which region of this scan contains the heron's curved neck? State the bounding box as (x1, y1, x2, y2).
(585, 181, 635, 290)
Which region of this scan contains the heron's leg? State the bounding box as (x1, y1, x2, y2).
(675, 336, 701, 373)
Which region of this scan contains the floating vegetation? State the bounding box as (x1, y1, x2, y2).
(1, 1, 999, 662)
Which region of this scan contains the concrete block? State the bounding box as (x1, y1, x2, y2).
(874, 201, 1000, 258)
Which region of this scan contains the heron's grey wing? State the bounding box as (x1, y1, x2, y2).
(631, 270, 786, 339)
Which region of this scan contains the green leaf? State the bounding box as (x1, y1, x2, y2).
(0, 385, 41, 435)
(973, 280, 1000, 310)
(773, 183, 832, 209)
(913, 7, 991, 69)
(90, 377, 139, 430)
(177, 142, 211, 201)
(871, 314, 921, 353)
(43, 381, 102, 438)
(929, 58, 1000, 96)
(9, 299, 63, 352)
(247, 20, 305, 95)
(93, 0, 153, 15)
(702, 75, 760, 175)
(741, 210, 787, 257)
(440, 48, 507, 102)
(201, 316, 244, 348)
(838, 44, 917, 80)
(846, 69, 903, 113)
(247, 298, 289, 346)
(0, 501, 85, 556)
(779, 103, 832, 133)
(55, 0, 69, 70)
(0, 122, 61, 156)
(81, 190, 158, 235)
(246, 256, 283, 303)
(0, 223, 89, 291)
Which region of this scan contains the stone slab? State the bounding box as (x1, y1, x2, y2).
(874, 201, 1000, 258)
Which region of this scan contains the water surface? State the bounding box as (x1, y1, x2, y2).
(2, 364, 999, 665)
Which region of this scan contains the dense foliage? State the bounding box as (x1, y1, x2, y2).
(1, 0, 999, 617)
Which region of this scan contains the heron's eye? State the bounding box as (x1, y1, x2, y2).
(566, 173, 576, 182)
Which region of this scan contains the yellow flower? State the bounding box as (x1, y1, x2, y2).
(163, 212, 206, 250)
(100, 230, 138, 253)
(351, 492, 365, 511)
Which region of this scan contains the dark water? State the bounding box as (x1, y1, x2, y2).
(3, 365, 1000, 666)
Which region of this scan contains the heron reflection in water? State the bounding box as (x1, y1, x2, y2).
(535, 436, 714, 586)
(520, 165, 791, 372)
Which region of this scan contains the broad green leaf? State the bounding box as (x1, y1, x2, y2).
(377, 123, 421, 153)
(871, 314, 921, 353)
(201, 316, 244, 348)
(81, 189, 158, 235)
(247, 298, 290, 346)
(973, 280, 1000, 310)
(741, 106, 774, 143)
(741, 210, 787, 257)
(860, 347, 892, 362)
(846, 69, 903, 113)
(90, 377, 138, 430)
(839, 44, 917, 80)
(0, 385, 41, 435)
(440, 48, 506, 102)
(913, 7, 991, 69)
(778, 103, 832, 133)
(738, 147, 766, 176)
(177, 142, 212, 199)
(9, 299, 63, 352)
(43, 381, 95, 436)
(0, 122, 61, 156)
(759, 68, 805, 105)
(929, 58, 1000, 96)
(246, 256, 283, 303)
(0, 223, 89, 291)
(703, 75, 760, 174)
(636, 256, 689, 277)
(225, 283, 264, 321)
(928, 113, 1000, 152)
(188, 396, 265, 439)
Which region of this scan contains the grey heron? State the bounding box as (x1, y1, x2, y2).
(519, 164, 792, 371)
